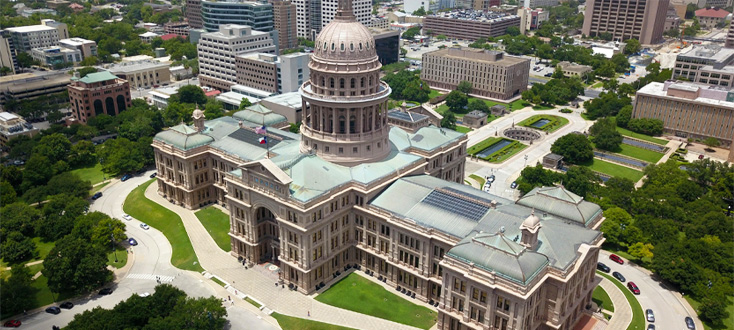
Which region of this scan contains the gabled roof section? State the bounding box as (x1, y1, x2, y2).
(389, 125, 464, 152)
(154, 123, 214, 150)
(243, 158, 293, 185)
(233, 103, 287, 127)
(72, 71, 119, 84)
(516, 186, 601, 227)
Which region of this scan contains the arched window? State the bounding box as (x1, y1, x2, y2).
(349, 115, 356, 133)
(369, 76, 373, 87)
(360, 77, 365, 88)
(116, 95, 127, 112)
(330, 78, 334, 88)
(350, 78, 355, 88)
(339, 116, 346, 134)
(339, 78, 345, 88)
(321, 76, 325, 87)
(331, 43, 335, 51)
(359, 42, 363, 50)
(93, 100, 104, 116)
(340, 43, 345, 51)
(350, 43, 354, 51)
(105, 97, 115, 116)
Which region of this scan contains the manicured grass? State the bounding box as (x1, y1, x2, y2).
(591, 82, 603, 88)
(245, 296, 262, 308)
(593, 286, 615, 312)
(123, 180, 204, 272)
(616, 144, 664, 163)
(1, 237, 56, 269)
(454, 126, 472, 133)
(615, 126, 668, 146)
(685, 295, 734, 330)
(468, 137, 502, 155)
(91, 181, 110, 194)
(532, 104, 555, 110)
(106, 247, 128, 269)
(468, 137, 528, 163)
(211, 277, 226, 287)
(272, 312, 358, 330)
(70, 163, 106, 185)
(597, 271, 645, 330)
(436, 98, 528, 115)
(428, 89, 443, 99)
(469, 174, 485, 187)
(194, 207, 232, 252)
(517, 114, 569, 133)
(315, 273, 437, 329)
(585, 159, 645, 182)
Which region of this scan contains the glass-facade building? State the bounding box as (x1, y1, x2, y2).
(201, 0, 274, 33)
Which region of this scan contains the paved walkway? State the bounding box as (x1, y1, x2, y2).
(144, 181, 423, 330)
(598, 277, 632, 330)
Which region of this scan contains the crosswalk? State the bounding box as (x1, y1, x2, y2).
(127, 273, 175, 282)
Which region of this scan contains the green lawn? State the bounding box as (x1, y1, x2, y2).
(454, 126, 472, 133)
(436, 98, 528, 115)
(468, 137, 528, 163)
(684, 295, 734, 330)
(194, 207, 232, 252)
(597, 271, 645, 330)
(123, 180, 204, 272)
(106, 247, 128, 269)
(532, 104, 555, 110)
(593, 286, 615, 312)
(91, 181, 110, 194)
(469, 174, 485, 187)
(70, 163, 106, 185)
(591, 82, 603, 89)
(272, 313, 358, 330)
(585, 159, 645, 182)
(315, 273, 437, 329)
(616, 144, 664, 164)
(517, 114, 569, 133)
(616, 127, 668, 146)
(468, 137, 502, 155)
(245, 296, 262, 308)
(428, 90, 443, 99)
(211, 277, 226, 287)
(1, 237, 56, 269)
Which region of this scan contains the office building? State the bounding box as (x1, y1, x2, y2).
(695, 7, 730, 29)
(149, 86, 180, 108)
(318, 0, 371, 30)
(405, 0, 440, 15)
(67, 71, 131, 123)
(293, 0, 371, 39)
(558, 61, 593, 78)
(673, 45, 734, 87)
(31, 46, 82, 67)
(581, 0, 669, 45)
(727, 21, 734, 48)
(271, 0, 298, 50)
(421, 47, 529, 100)
(198, 25, 277, 91)
(260, 91, 302, 123)
(6, 20, 69, 53)
(473, 0, 501, 11)
(665, 7, 682, 32)
(58, 38, 98, 59)
(424, 10, 521, 41)
(201, 0, 274, 33)
(164, 21, 191, 37)
(104, 60, 171, 89)
(371, 28, 400, 66)
(235, 52, 310, 94)
(185, 0, 204, 29)
(366, 16, 389, 29)
(633, 81, 734, 148)
(0, 72, 70, 106)
(151, 6, 604, 330)
(518, 7, 548, 34)
(697, 0, 733, 7)
(522, 0, 558, 7)
(41, 19, 69, 40)
(0, 30, 18, 75)
(0, 112, 39, 146)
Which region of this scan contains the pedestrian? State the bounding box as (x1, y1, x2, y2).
(228, 295, 231, 301)
(235, 290, 238, 295)
(308, 311, 310, 317)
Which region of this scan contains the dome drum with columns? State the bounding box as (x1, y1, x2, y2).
(299, 0, 392, 166)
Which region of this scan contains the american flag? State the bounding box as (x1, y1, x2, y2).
(255, 126, 267, 134)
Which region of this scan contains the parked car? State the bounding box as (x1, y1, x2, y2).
(612, 271, 626, 282)
(140, 292, 150, 297)
(128, 238, 138, 246)
(60, 301, 74, 309)
(123, 214, 133, 221)
(646, 325, 655, 330)
(646, 309, 655, 322)
(596, 262, 610, 273)
(685, 317, 696, 329)
(91, 192, 103, 200)
(487, 175, 495, 183)
(609, 254, 624, 264)
(45, 306, 61, 314)
(3, 320, 21, 327)
(99, 288, 114, 295)
(140, 223, 150, 230)
(627, 282, 640, 295)
(510, 181, 518, 189)
(150, 172, 157, 178)
(121, 174, 132, 182)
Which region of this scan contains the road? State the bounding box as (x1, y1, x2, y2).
(598, 250, 701, 330)
(17, 171, 277, 330)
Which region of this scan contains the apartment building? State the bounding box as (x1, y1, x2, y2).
(201, 0, 274, 33)
(198, 24, 277, 91)
(421, 47, 529, 100)
(424, 10, 521, 41)
(673, 45, 734, 87)
(581, 0, 669, 45)
(0, 30, 18, 75)
(185, 0, 203, 29)
(6, 20, 68, 53)
(271, 0, 298, 50)
(58, 38, 97, 59)
(727, 21, 734, 48)
(235, 52, 310, 93)
(67, 71, 131, 123)
(104, 60, 171, 89)
(0, 112, 39, 147)
(633, 81, 734, 147)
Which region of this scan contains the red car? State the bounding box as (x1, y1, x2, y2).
(627, 281, 640, 295)
(3, 320, 21, 327)
(609, 254, 624, 265)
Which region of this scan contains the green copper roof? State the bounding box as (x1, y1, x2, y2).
(516, 186, 602, 226)
(233, 104, 287, 127)
(390, 125, 465, 152)
(154, 124, 214, 150)
(72, 71, 119, 84)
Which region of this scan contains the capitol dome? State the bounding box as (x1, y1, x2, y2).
(314, 14, 377, 61)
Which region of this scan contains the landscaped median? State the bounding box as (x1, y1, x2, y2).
(593, 286, 615, 314)
(194, 207, 231, 252)
(597, 271, 645, 330)
(468, 137, 527, 163)
(123, 179, 204, 272)
(272, 312, 357, 330)
(517, 114, 569, 133)
(584, 159, 645, 182)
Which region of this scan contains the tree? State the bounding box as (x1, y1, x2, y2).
(16, 52, 35, 69)
(552, 66, 565, 79)
(69, 140, 98, 167)
(590, 118, 623, 151)
(79, 56, 99, 67)
(445, 90, 468, 113)
(517, 163, 562, 195)
(401, 26, 421, 40)
(0, 66, 13, 76)
(0, 231, 37, 263)
(594, 62, 616, 78)
(436, 34, 447, 40)
(627, 118, 663, 135)
(616, 105, 632, 128)
(685, 3, 698, 19)
(550, 133, 593, 164)
(32, 133, 71, 163)
(624, 38, 641, 55)
(703, 137, 720, 148)
(97, 138, 145, 176)
(21, 155, 54, 190)
(239, 97, 252, 110)
(627, 242, 654, 260)
(43, 234, 112, 295)
(177, 85, 207, 105)
(506, 26, 521, 36)
(563, 166, 599, 198)
(457, 81, 473, 94)
(204, 99, 224, 119)
(45, 172, 93, 199)
(441, 111, 457, 130)
(0, 265, 36, 316)
(412, 7, 426, 16)
(36, 195, 89, 241)
(602, 78, 618, 93)
(467, 99, 489, 113)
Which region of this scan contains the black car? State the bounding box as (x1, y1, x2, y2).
(612, 271, 626, 282)
(99, 288, 114, 295)
(45, 306, 61, 314)
(150, 172, 157, 178)
(597, 262, 610, 273)
(60, 301, 74, 309)
(91, 192, 103, 200)
(685, 317, 696, 330)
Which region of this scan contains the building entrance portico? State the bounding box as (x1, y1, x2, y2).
(254, 206, 281, 263)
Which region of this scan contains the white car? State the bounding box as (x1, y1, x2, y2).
(140, 223, 150, 230)
(140, 292, 150, 297)
(123, 214, 133, 221)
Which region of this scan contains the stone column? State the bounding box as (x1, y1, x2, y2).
(332, 107, 337, 134)
(359, 107, 364, 134)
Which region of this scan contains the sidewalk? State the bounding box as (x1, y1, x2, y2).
(598, 277, 632, 330)
(144, 181, 423, 330)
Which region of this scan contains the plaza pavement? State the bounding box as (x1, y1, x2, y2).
(144, 181, 426, 330)
(598, 277, 633, 330)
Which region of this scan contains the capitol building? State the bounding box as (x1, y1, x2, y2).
(151, 1, 605, 329)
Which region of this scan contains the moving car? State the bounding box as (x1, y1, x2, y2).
(612, 271, 626, 282)
(140, 223, 150, 230)
(646, 309, 655, 322)
(510, 181, 518, 189)
(596, 262, 610, 273)
(685, 316, 696, 329)
(91, 192, 103, 200)
(609, 254, 624, 264)
(99, 288, 113, 295)
(45, 306, 61, 314)
(140, 292, 150, 297)
(627, 282, 640, 295)
(128, 238, 138, 246)
(487, 175, 495, 183)
(150, 172, 157, 178)
(121, 174, 132, 182)
(60, 301, 74, 309)
(123, 214, 133, 221)
(3, 320, 21, 327)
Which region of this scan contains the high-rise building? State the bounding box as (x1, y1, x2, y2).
(371, 28, 400, 66)
(0, 30, 18, 74)
(318, 0, 371, 31)
(185, 0, 204, 29)
(726, 21, 734, 48)
(424, 10, 521, 41)
(405, 0, 440, 14)
(201, 0, 274, 33)
(421, 47, 530, 100)
(67, 71, 131, 124)
(271, 0, 298, 50)
(6, 20, 68, 53)
(581, 0, 669, 45)
(152, 4, 604, 330)
(293, 0, 370, 39)
(235, 52, 310, 93)
(197, 24, 277, 91)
